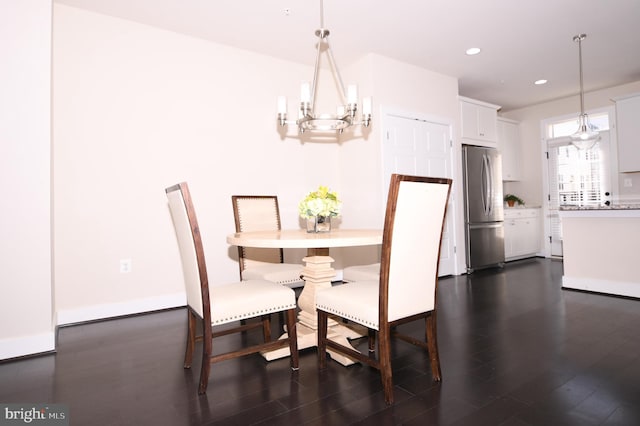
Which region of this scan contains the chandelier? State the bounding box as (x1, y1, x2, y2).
(570, 34, 599, 150)
(277, 0, 371, 133)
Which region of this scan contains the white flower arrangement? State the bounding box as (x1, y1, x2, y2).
(298, 185, 341, 219)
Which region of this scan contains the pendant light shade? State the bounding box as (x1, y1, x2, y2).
(570, 34, 599, 150)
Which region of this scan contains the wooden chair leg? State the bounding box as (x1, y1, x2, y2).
(198, 327, 213, 395)
(368, 328, 376, 353)
(317, 310, 328, 369)
(426, 313, 441, 381)
(262, 315, 272, 342)
(184, 309, 196, 369)
(285, 309, 299, 370)
(378, 325, 394, 405)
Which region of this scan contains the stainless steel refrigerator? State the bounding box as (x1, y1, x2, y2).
(462, 145, 505, 273)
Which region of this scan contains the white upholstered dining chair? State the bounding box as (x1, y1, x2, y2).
(342, 262, 380, 282)
(231, 195, 304, 288)
(316, 174, 452, 404)
(166, 183, 299, 394)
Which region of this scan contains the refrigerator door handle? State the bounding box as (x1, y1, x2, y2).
(480, 154, 485, 215)
(481, 154, 491, 216)
(487, 155, 495, 215)
(469, 222, 503, 229)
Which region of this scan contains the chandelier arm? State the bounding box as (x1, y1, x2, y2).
(309, 33, 324, 114)
(325, 43, 348, 105)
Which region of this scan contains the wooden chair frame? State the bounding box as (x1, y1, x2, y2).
(167, 183, 299, 394)
(317, 174, 452, 404)
(231, 195, 284, 279)
(231, 195, 304, 288)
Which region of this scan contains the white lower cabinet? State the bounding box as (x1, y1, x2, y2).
(504, 208, 541, 260)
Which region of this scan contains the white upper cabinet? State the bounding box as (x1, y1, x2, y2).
(460, 96, 500, 147)
(497, 117, 522, 181)
(613, 93, 640, 172)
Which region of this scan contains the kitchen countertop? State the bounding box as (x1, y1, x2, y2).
(559, 204, 640, 210)
(559, 205, 640, 218)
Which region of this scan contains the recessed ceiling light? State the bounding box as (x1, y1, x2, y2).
(465, 47, 481, 56)
(534, 79, 548, 85)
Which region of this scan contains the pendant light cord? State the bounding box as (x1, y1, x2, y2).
(574, 34, 586, 115)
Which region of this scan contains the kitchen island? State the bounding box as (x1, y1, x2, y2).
(559, 205, 640, 299)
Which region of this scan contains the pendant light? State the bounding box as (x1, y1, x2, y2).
(277, 0, 371, 133)
(570, 34, 599, 150)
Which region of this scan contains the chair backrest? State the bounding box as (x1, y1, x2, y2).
(166, 183, 210, 321)
(379, 174, 452, 323)
(231, 196, 284, 272)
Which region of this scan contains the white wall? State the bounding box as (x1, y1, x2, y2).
(51, 5, 467, 327)
(52, 5, 346, 324)
(0, 0, 55, 359)
(501, 80, 640, 206)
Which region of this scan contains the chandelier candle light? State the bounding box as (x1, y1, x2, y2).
(299, 185, 341, 233)
(277, 0, 372, 133)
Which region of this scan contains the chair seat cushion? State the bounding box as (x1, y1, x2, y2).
(210, 280, 297, 326)
(342, 263, 380, 282)
(316, 281, 379, 330)
(242, 262, 304, 286)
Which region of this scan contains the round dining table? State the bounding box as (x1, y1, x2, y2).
(227, 228, 382, 365)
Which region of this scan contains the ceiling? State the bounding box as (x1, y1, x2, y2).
(55, 0, 640, 111)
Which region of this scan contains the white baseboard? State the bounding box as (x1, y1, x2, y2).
(562, 276, 640, 299)
(0, 332, 55, 360)
(56, 292, 187, 326)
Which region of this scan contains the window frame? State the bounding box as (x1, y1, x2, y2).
(539, 105, 619, 258)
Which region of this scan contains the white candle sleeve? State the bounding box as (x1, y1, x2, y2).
(363, 97, 372, 115)
(300, 82, 311, 103)
(347, 85, 358, 104)
(277, 96, 287, 114)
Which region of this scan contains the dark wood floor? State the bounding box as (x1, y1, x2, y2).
(2, 258, 640, 425)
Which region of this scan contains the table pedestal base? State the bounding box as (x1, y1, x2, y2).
(261, 321, 366, 366)
(261, 252, 367, 366)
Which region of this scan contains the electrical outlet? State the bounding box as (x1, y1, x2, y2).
(120, 258, 132, 273)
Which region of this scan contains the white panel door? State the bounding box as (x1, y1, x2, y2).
(382, 114, 455, 276)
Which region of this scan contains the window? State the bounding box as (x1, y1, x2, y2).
(551, 142, 608, 207)
(546, 112, 611, 208)
(543, 108, 617, 257)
